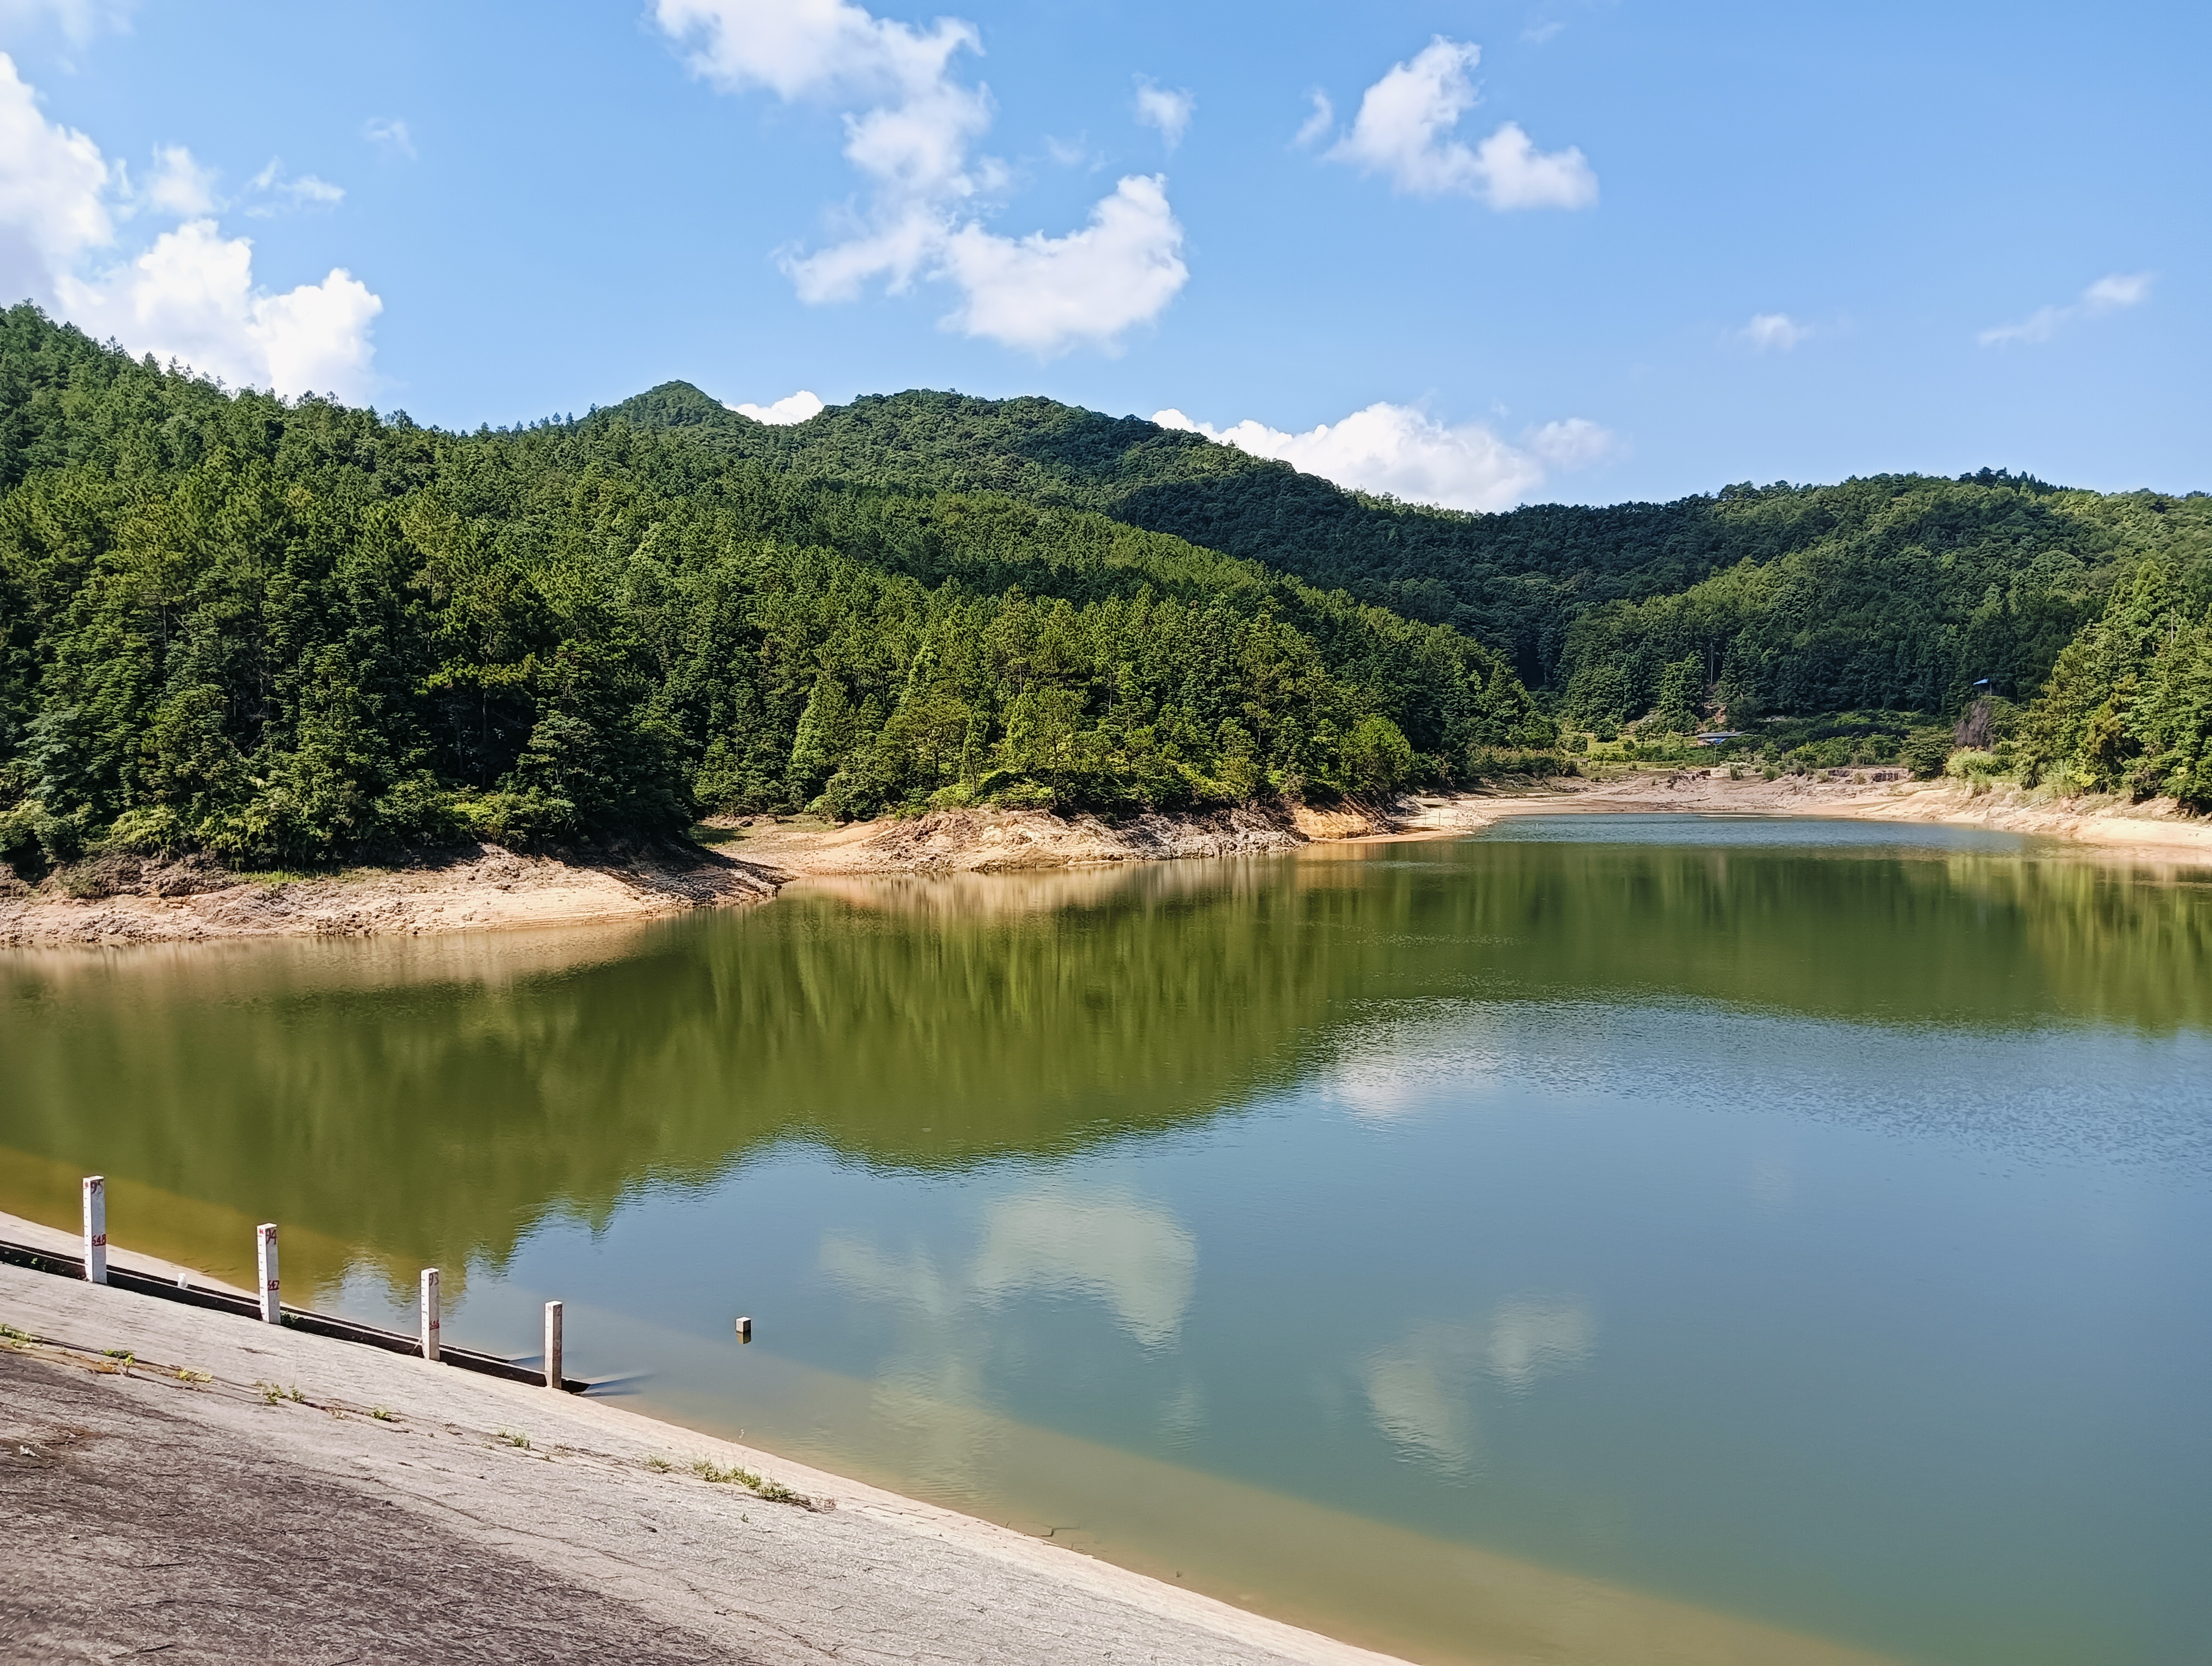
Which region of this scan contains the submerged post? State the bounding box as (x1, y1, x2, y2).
(420, 1268, 441, 1362)
(81, 1176, 107, 1285)
(256, 1223, 280, 1323)
(543, 1300, 563, 1390)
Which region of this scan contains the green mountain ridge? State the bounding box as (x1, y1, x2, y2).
(0, 307, 1547, 871)
(2, 302, 2208, 879)
(610, 381, 2212, 726)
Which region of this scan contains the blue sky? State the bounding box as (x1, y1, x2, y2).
(0, 0, 2203, 508)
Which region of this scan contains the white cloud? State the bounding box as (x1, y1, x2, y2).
(1043, 133, 1094, 169)
(1292, 89, 1334, 149)
(59, 220, 381, 399)
(2081, 271, 2151, 312)
(940, 173, 1185, 355)
(1468, 119, 1597, 210)
(1522, 415, 1614, 470)
(1740, 311, 1809, 351)
(1521, 0, 1604, 47)
(659, 0, 973, 104)
(0, 54, 381, 400)
(0, 51, 111, 300)
(1330, 38, 1482, 194)
(245, 158, 343, 216)
(1133, 78, 1192, 149)
(0, 0, 131, 47)
(657, 0, 989, 206)
(655, 0, 1188, 355)
(1153, 399, 1615, 512)
(784, 200, 939, 302)
(141, 143, 216, 216)
(362, 116, 415, 159)
(729, 388, 825, 424)
(1981, 304, 2066, 348)
(1979, 271, 2153, 347)
(1326, 36, 1595, 210)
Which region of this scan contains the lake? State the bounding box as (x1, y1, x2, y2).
(4, 815, 2210, 1664)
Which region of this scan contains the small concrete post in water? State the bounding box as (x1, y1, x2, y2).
(81, 1176, 107, 1285)
(420, 1268, 441, 1362)
(544, 1300, 563, 1390)
(735, 1316, 752, 1344)
(256, 1223, 281, 1324)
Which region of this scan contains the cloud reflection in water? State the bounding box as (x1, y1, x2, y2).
(1362, 1299, 1597, 1473)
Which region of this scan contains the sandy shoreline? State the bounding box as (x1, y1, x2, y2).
(1378, 770, 2212, 866)
(4, 772, 2204, 949)
(0, 840, 782, 950)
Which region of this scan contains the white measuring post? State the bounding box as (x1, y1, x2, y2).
(420, 1268, 441, 1362)
(81, 1176, 107, 1285)
(255, 1223, 280, 1323)
(543, 1300, 563, 1390)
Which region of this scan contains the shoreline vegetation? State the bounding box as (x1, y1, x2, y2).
(6, 773, 2206, 948)
(4, 306, 2207, 939)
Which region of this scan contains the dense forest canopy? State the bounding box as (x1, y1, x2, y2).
(2014, 560, 2212, 807)
(4, 303, 2207, 876)
(0, 307, 1550, 870)
(607, 381, 2212, 721)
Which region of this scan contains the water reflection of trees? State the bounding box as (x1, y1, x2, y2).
(1388, 843, 2212, 1033)
(0, 857, 1385, 1289)
(2, 838, 2204, 1293)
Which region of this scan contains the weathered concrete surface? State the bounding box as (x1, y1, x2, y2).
(0, 1263, 1407, 1666)
(2, 1210, 254, 1298)
(2, 1349, 752, 1665)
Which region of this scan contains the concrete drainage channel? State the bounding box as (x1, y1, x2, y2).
(7, 1172, 592, 1392)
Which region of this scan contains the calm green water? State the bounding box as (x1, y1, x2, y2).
(5, 816, 2211, 1664)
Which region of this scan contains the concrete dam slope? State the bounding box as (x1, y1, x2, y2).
(0, 1257, 1405, 1666)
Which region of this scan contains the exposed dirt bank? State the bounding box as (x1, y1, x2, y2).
(0, 842, 782, 950)
(8, 774, 2200, 951)
(0, 804, 1397, 948)
(713, 799, 1391, 877)
(1389, 769, 2212, 867)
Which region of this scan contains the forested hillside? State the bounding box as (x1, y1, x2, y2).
(5, 301, 2207, 880)
(616, 382, 2212, 729)
(0, 307, 1550, 870)
(2015, 560, 2212, 806)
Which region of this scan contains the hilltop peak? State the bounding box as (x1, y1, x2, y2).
(608, 381, 732, 428)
